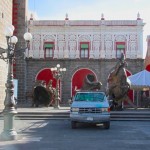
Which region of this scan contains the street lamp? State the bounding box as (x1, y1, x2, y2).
(0, 25, 32, 141)
(51, 64, 66, 109)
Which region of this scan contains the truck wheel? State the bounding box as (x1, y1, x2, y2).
(103, 121, 110, 129)
(71, 121, 77, 129)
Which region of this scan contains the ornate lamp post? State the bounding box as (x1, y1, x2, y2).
(0, 25, 32, 140)
(51, 64, 66, 109)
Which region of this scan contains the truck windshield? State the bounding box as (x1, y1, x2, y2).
(75, 93, 105, 102)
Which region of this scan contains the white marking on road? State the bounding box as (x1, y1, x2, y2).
(18, 137, 42, 142)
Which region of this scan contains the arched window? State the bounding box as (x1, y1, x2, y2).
(80, 42, 89, 58)
(44, 42, 54, 58)
(116, 42, 125, 58)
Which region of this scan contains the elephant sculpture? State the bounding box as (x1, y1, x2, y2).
(106, 53, 136, 110)
(32, 80, 51, 107)
(46, 80, 56, 106)
(81, 74, 102, 90)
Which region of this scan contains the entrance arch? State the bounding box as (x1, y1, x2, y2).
(35, 68, 56, 87)
(146, 64, 150, 72)
(126, 70, 134, 104)
(71, 68, 97, 96)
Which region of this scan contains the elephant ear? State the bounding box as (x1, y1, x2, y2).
(81, 74, 101, 90)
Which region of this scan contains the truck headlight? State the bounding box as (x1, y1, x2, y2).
(71, 108, 79, 112)
(101, 108, 110, 112)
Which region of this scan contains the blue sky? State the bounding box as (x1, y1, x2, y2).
(28, 0, 150, 57)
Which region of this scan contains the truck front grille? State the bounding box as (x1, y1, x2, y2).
(79, 108, 102, 113)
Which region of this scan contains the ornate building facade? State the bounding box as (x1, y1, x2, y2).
(0, 0, 12, 109)
(145, 35, 150, 69)
(24, 14, 145, 105)
(0, 1, 146, 107)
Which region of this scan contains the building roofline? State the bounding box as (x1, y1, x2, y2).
(28, 19, 145, 27)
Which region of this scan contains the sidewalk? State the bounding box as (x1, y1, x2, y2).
(0, 106, 70, 114)
(1, 106, 150, 114)
(17, 106, 70, 113)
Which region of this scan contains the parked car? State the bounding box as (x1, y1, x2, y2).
(70, 91, 110, 129)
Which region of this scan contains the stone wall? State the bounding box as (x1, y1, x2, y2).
(25, 58, 144, 106)
(13, 0, 28, 104)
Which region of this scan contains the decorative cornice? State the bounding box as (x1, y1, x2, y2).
(28, 20, 144, 27)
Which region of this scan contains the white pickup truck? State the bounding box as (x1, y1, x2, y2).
(70, 91, 110, 129)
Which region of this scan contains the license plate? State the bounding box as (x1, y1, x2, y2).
(87, 117, 93, 121)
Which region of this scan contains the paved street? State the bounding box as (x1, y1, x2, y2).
(0, 120, 150, 150)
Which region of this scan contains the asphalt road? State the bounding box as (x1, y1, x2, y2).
(0, 120, 150, 150)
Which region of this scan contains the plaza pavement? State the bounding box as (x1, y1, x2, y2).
(0, 107, 150, 150)
(0, 115, 150, 149)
